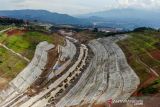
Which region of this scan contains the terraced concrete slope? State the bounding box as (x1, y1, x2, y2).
(0, 41, 55, 107)
(0, 35, 140, 107)
(19, 42, 88, 107)
(56, 36, 140, 107)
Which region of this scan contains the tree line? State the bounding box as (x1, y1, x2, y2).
(0, 17, 24, 25)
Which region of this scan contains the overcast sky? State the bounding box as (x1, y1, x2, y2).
(0, 0, 160, 15)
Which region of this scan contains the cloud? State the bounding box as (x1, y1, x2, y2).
(0, 0, 160, 14)
(11, 0, 96, 14)
(113, 0, 160, 10)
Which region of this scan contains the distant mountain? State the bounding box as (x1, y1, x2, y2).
(0, 9, 91, 26)
(80, 8, 159, 19)
(79, 8, 160, 29)
(0, 9, 159, 29)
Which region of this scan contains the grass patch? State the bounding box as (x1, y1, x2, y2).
(0, 46, 28, 81)
(139, 78, 160, 95)
(118, 30, 160, 83)
(0, 30, 64, 59)
(0, 25, 10, 31)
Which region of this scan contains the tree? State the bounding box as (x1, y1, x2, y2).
(93, 27, 98, 32)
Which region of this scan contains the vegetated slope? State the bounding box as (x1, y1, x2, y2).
(0, 10, 90, 26)
(0, 28, 64, 59)
(0, 46, 28, 89)
(118, 29, 160, 96)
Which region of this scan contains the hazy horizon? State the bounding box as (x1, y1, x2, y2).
(0, 0, 160, 15)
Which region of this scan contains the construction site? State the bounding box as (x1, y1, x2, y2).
(0, 26, 142, 107)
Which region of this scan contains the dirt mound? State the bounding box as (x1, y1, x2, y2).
(6, 29, 27, 36)
(0, 77, 8, 90)
(150, 50, 160, 60)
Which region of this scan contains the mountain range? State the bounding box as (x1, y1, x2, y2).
(79, 8, 160, 29)
(0, 9, 90, 26)
(0, 9, 160, 29)
(80, 8, 159, 19)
